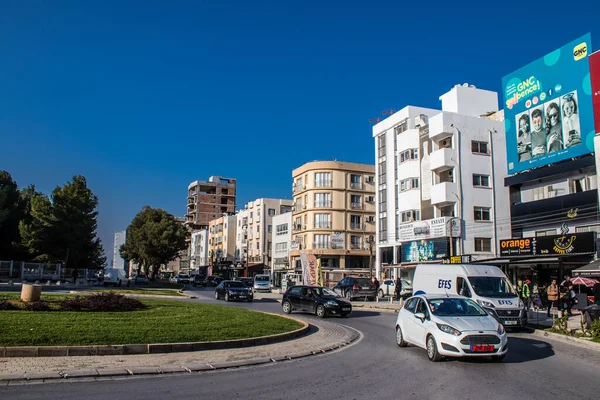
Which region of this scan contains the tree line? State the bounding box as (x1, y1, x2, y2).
(0, 171, 106, 272)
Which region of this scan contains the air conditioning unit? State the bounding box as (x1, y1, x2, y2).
(366, 176, 374, 183)
(440, 139, 450, 148)
(448, 170, 454, 177)
(367, 216, 375, 223)
(367, 196, 375, 202)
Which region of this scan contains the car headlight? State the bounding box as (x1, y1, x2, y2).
(497, 324, 505, 335)
(436, 323, 461, 336)
(228, 290, 235, 295)
(326, 300, 338, 307)
(477, 300, 495, 308)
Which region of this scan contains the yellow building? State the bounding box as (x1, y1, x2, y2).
(290, 161, 376, 285)
(208, 215, 236, 265)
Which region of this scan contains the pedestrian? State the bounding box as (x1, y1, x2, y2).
(394, 277, 402, 301)
(546, 279, 559, 317)
(373, 277, 380, 291)
(521, 279, 532, 310)
(560, 275, 574, 316)
(593, 278, 600, 306)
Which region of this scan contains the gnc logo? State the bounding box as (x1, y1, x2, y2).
(573, 43, 587, 61)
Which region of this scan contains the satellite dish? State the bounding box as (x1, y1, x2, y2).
(463, 83, 469, 87)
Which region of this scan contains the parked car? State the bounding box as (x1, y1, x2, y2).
(282, 285, 352, 318)
(204, 275, 224, 287)
(172, 274, 190, 284)
(215, 280, 253, 302)
(253, 274, 271, 292)
(103, 268, 128, 287)
(377, 279, 413, 299)
(133, 275, 148, 285)
(395, 294, 507, 362)
(332, 277, 377, 300)
(238, 277, 254, 288)
(191, 275, 206, 287)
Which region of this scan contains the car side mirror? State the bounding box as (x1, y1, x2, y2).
(414, 312, 426, 322)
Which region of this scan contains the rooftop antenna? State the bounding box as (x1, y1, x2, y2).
(369, 116, 381, 124)
(382, 108, 395, 116)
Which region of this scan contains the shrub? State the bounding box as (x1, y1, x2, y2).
(0, 300, 19, 310)
(59, 296, 88, 311)
(71, 292, 146, 312)
(24, 301, 52, 311)
(590, 320, 600, 341)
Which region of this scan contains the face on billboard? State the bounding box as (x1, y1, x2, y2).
(503, 34, 593, 174)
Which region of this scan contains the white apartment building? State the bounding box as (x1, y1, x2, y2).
(270, 211, 293, 287)
(373, 84, 511, 281)
(235, 198, 294, 274)
(112, 230, 127, 271)
(190, 230, 209, 270)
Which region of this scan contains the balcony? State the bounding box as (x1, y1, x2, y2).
(350, 182, 363, 190)
(430, 181, 458, 206)
(350, 243, 363, 250)
(312, 243, 331, 249)
(429, 148, 457, 171)
(293, 224, 303, 231)
(350, 223, 364, 230)
(428, 113, 454, 141)
(314, 222, 332, 229)
(293, 204, 306, 212)
(314, 201, 332, 208)
(314, 180, 332, 188)
(292, 184, 305, 193)
(350, 202, 363, 210)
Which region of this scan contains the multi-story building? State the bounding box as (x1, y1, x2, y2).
(112, 230, 127, 271)
(270, 211, 293, 287)
(208, 215, 237, 266)
(289, 161, 376, 285)
(373, 84, 511, 282)
(235, 198, 294, 276)
(190, 230, 209, 270)
(186, 176, 236, 230)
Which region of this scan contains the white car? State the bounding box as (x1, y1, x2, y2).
(395, 294, 507, 362)
(378, 279, 412, 299)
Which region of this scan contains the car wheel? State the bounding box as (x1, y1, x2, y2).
(225, 293, 230, 302)
(491, 354, 506, 362)
(396, 326, 407, 347)
(316, 304, 326, 318)
(215, 291, 219, 300)
(345, 290, 352, 300)
(378, 289, 384, 299)
(426, 335, 442, 362)
(282, 301, 292, 314)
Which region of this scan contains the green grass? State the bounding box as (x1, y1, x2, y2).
(86, 289, 185, 297)
(0, 293, 302, 346)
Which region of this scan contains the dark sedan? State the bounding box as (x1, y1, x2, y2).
(332, 277, 377, 300)
(238, 277, 254, 288)
(282, 285, 352, 318)
(215, 280, 253, 302)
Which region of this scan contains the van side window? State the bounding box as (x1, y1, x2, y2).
(404, 298, 418, 313)
(457, 277, 471, 297)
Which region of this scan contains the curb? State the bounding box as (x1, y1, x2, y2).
(352, 304, 400, 313)
(0, 313, 309, 358)
(527, 328, 600, 352)
(0, 324, 361, 384)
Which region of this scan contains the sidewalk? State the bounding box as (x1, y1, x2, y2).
(0, 317, 360, 384)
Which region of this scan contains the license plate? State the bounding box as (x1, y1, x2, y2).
(362, 286, 369, 290)
(504, 320, 518, 325)
(239, 296, 246, 298)
(342, 308, 351, 311)
(471, 345, 494, 352)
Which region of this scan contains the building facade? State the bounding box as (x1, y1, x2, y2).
(208, 215, 237, 265)
(270, 211, 293, 287)
(373, 84, 511, 282)
(190, 229, 209, 270)
(235, 198, 294, 275)
(112, 230, 127, 271)
(289, 161, 376, 285)
(186, 176, 236, 230)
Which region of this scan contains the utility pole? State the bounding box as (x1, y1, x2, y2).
(367, 235, 375, 279)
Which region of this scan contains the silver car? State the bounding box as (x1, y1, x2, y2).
(253, 274, 271, 292)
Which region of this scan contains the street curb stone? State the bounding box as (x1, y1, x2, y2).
(530, 328, 600, 352)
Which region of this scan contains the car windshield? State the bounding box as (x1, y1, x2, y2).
(354, 278, 372, 286)
(255, 276, 269, 282)
(468, 277, 517, 298)
(226, 281, 245, 288)
(179, 274, 189, 278)
(314, 287, 338, 297)
(428, 298, 487, 317)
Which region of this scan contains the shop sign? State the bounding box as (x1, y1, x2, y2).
(331, 231, 344, 249)
(442, 255, 472, 264)
(499, 238, 535, 256)
(401, 238, 450, 262)
(398, 217, 461, 242)
(499, 232, 595, 257)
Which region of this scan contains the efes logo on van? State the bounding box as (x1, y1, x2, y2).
(573, 43, 588, 61)
(499, 238, 534, 256)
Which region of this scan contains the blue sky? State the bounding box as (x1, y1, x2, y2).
(1, 1, 598, 264)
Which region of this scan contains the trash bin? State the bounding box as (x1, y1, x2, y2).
(21, 284, 42, 302)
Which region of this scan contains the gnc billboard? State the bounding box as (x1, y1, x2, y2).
(591, 51, 600, 134)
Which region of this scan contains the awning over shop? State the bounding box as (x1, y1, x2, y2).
(572, 259, 600, 277)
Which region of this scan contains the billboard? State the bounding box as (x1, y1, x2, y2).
(590, 51, 600, 134)
(401, 238, 450, 263)
(503, 34, 594, 174)
(398, 217, 461, 242)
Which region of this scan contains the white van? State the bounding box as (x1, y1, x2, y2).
(103, 268, 128, 287)
(412, 264, 526, 328)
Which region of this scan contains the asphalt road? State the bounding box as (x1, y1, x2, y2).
(2, 286, 598, 400)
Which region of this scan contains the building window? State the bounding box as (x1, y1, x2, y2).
(474, 206, 491, 221)
(378, 160, 387, 180)
(314, 213, 331, 229)
(275, 242, 287, 252)
(474, 238, 492, 252)
(350, 174, 361, 189)
(401, 210, 420, 222)
(268, 225, 272, 233)
(535, 229, 556, 236)
(256, 225, 260, 232)
(471, 140, 489, 154)
(250, 212, 253, 219)
(350, 236, 361, 250)
(350, 215, 362, 230)
(532, 185, 557, 201)
(314, 193, 331, 208)
(315, 172, 331, 187)
(350, 194, 362, 209)
(473, 174, 490, 187)
(379, 188, 387, 213)
(576, 224, 600, 238)
(400, 149, 419, 163)
(380, 246, 393, 264)
(276, 223, 288, 235)
(313, 234, 330, 249)
(400, 178, 420, 191)
(268, 208, 276, 216)
(379, 216, 387, 242)
(378, 133, 386, 158)
(256, 242, 260, 250)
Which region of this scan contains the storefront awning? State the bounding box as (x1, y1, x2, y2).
(572, 259, 600, 277)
